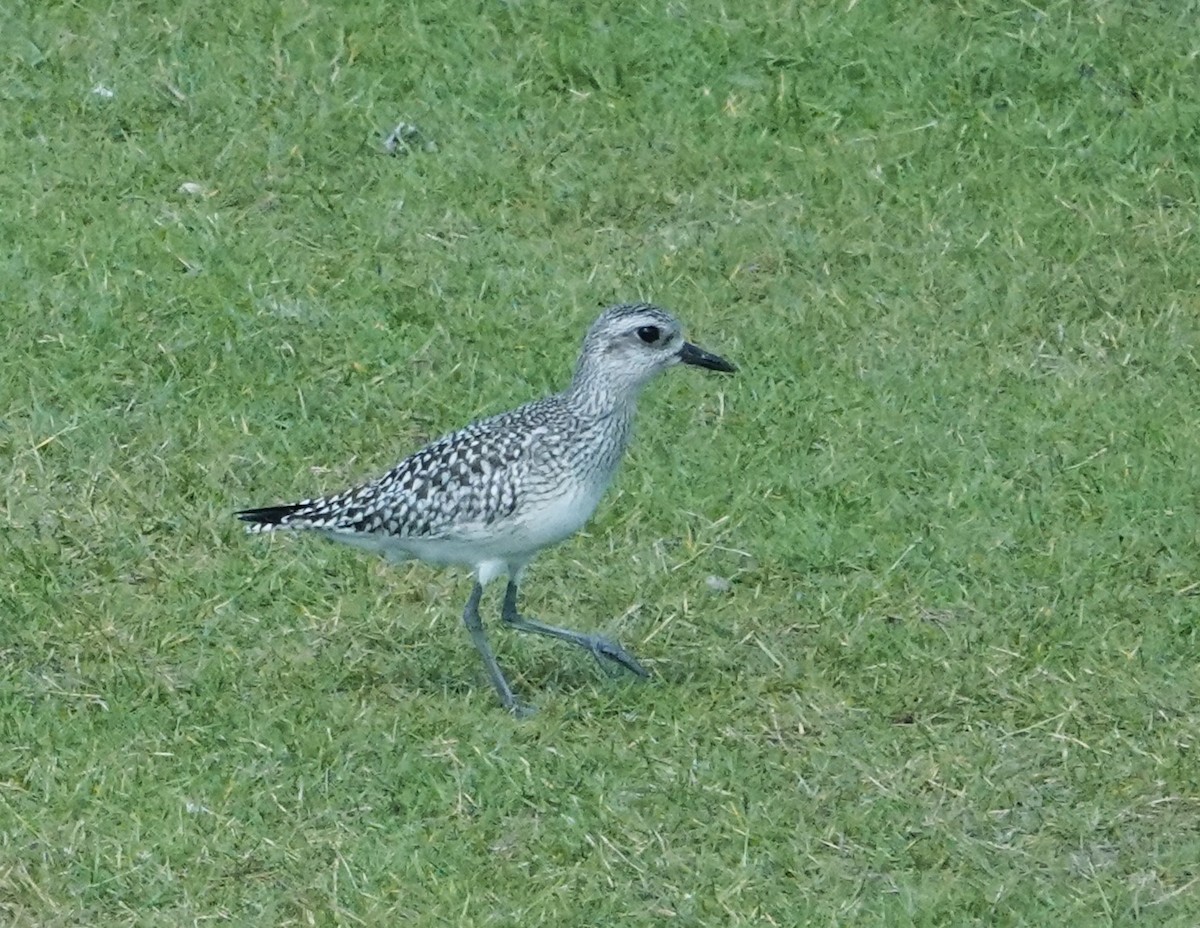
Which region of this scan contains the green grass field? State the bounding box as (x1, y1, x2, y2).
(3, 0, 1199, 924)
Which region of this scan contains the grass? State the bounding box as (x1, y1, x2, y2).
(3, 0, 1200, 923)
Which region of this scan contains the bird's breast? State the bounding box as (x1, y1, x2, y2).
(509, 473, 612, 550)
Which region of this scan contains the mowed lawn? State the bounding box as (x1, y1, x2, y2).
(3, 1, 1199, 924)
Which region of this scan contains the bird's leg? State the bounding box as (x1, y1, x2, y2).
(500, 580, 650, 678)
(461, 581, 529, 714)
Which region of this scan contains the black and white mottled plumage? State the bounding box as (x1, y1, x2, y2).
(237, 302, 735, 713)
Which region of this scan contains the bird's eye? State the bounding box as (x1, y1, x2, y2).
(636, 325, 661, 344)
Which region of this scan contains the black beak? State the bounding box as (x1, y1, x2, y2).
(679, 341, 737, 373)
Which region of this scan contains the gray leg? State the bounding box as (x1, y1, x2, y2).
(461, 581, 527, 714)
(501, 580, 649, 678)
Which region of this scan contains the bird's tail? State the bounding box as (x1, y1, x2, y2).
(235, 503, 308, 532)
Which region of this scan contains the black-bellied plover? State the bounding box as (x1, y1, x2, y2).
(237, 303, 735, 713)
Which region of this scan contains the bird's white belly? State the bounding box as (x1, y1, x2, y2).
(316, 475, 611, 569)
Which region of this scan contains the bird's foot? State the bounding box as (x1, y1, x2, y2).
(508, 700, 538, 719)
(586, 635, 650, 679)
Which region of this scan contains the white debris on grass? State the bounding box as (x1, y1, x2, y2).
(383, 121, 436, 155)
(705, 575, 732, 594)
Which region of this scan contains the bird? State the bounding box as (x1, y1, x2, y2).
(236, 302, 736, 713)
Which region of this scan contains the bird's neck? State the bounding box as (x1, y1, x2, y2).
(560, 375, 639, 480)
(564, 365, 643, 422)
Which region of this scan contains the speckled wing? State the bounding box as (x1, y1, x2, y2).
(236, 399, 574, 542)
